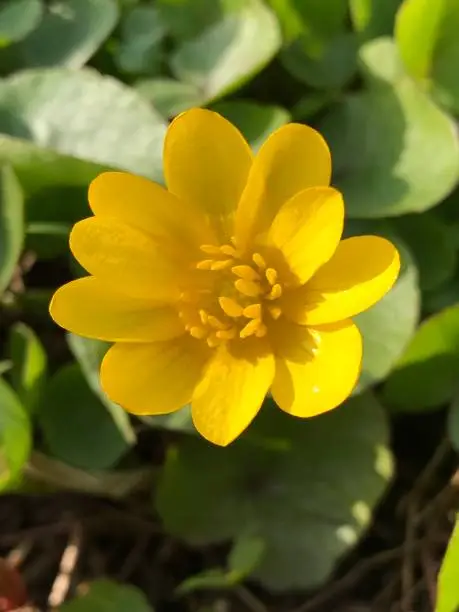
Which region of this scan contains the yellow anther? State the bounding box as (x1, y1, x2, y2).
(200, 244, 222, 255)
(266, 268, 277, 285)
(255, 323, 267, 338)
(208, 315, 227, 330)
(267, 283, 282, 300)
(196, 259, 214, 270)
(220, 244, 238, 257)
(210, 259, 233, 270)
(199, 309, 209, 325)
(269, 306, 282, 320)
(243, 303, 262, 319)
(190, 326, 207, 339)
(240, 318, 262, 339)
(232, 265, 260, 281)
(235, 279, 263, 297)
(219, 296, 243, 318)
(252, 252, 266, 269)
(216, 328, 237, 340)
(207, 333, 223, 348)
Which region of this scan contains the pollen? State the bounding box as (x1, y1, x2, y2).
(180, 246, 286, 347)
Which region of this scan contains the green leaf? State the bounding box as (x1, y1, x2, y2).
(346, 221, 420, 391)
(15, 0, 119, 68)
(396, 0, 459, 113)
(157, 393, 393, 591)
(281, 34, 358, 89)
(319, 39, 459, 218)
(436, 518, 459, 612)
(25, 221, 69, 260)
(423, 273, 459, 315)
(0, 0, 43, 46)
(157, 0, 244, 41)
(271, 0, 357, 89)
(268, 0, 348, 43)
(388, 212, 457, 291)
(349, 0, 401, 40)
(60, 580, 153, 612)
(135, 78, 203, 118)
(0, 377, 32, 490)
(170, 0, 281, 103)
(176, 569, 233, 595)
(38, 364, 133, 471)
(211, 101, 290, 151)
(384, 305, 459, 411)
(67, 334, 136, 446)
(115, 5, 165, 75)
(228, 533, 265, 579)
(0, 362, 12, 376)
(0, 165, 24, 294)
(0, 68, 167, 197)
(7, 322, 47, 414)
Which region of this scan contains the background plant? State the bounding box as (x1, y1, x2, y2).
(0, 0, 458, 610)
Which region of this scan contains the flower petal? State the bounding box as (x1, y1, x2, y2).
(50, 277, 184, 342)
(284, 236, 401, 325)
(271, 319, 362, 418)
(70, 217, 181, 301)
(163, 108, 252, 238)
(235, 123, 331, 250)
(89, 171, 213, 249)
(268, 187, 344, 284)
(192, 340, 275, 446)
(100, 336, 210, 415)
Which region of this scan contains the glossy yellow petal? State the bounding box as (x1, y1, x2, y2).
(70, 217, 181, 301)
(235, 123, 331, 250)
(89, 171, 213, 248)
(272, 319, 362, 417)
(164, 108, 252, 238)
(100, 336, 210, 415)
(50, 277, 184, 342)
(192, 340, 275, 446)
(284, 236, 401, 325)
(268, 187, 344, 284)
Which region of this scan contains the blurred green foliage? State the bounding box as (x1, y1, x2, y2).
(0, 0, 458, 606)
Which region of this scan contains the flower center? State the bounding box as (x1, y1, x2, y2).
(178, 242, 285, 348)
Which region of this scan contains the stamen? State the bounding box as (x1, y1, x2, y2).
(216, 328, 237, 340)
(208, 315, 227, 330)
(210, 259, 233, 270)
(190, 326, 207, 339)
(232, 265, 260, 281)
(265, 268, 277, 285)
(200, 244, 221, 255)
(267, 283, 282, 300)
(199, 309, 209, 325)
(206, 333, 223, 348)
(255, 323, 267, 338)
(240, 318, 262, 339)
(220, 244, 238, 257)
(235, 279, 263, 297)
(219, 296, 243, 318)
(243, 303, 262, 319)
(196, 259, 214, 270)
(252, 252, 266, 269)
(269, 306, 282, 320)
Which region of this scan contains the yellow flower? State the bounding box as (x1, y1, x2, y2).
(50, 109, 400, 446)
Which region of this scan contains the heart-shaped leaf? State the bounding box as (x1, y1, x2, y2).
(157, 393, 393, 591)
(319, 39, 459, 218)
